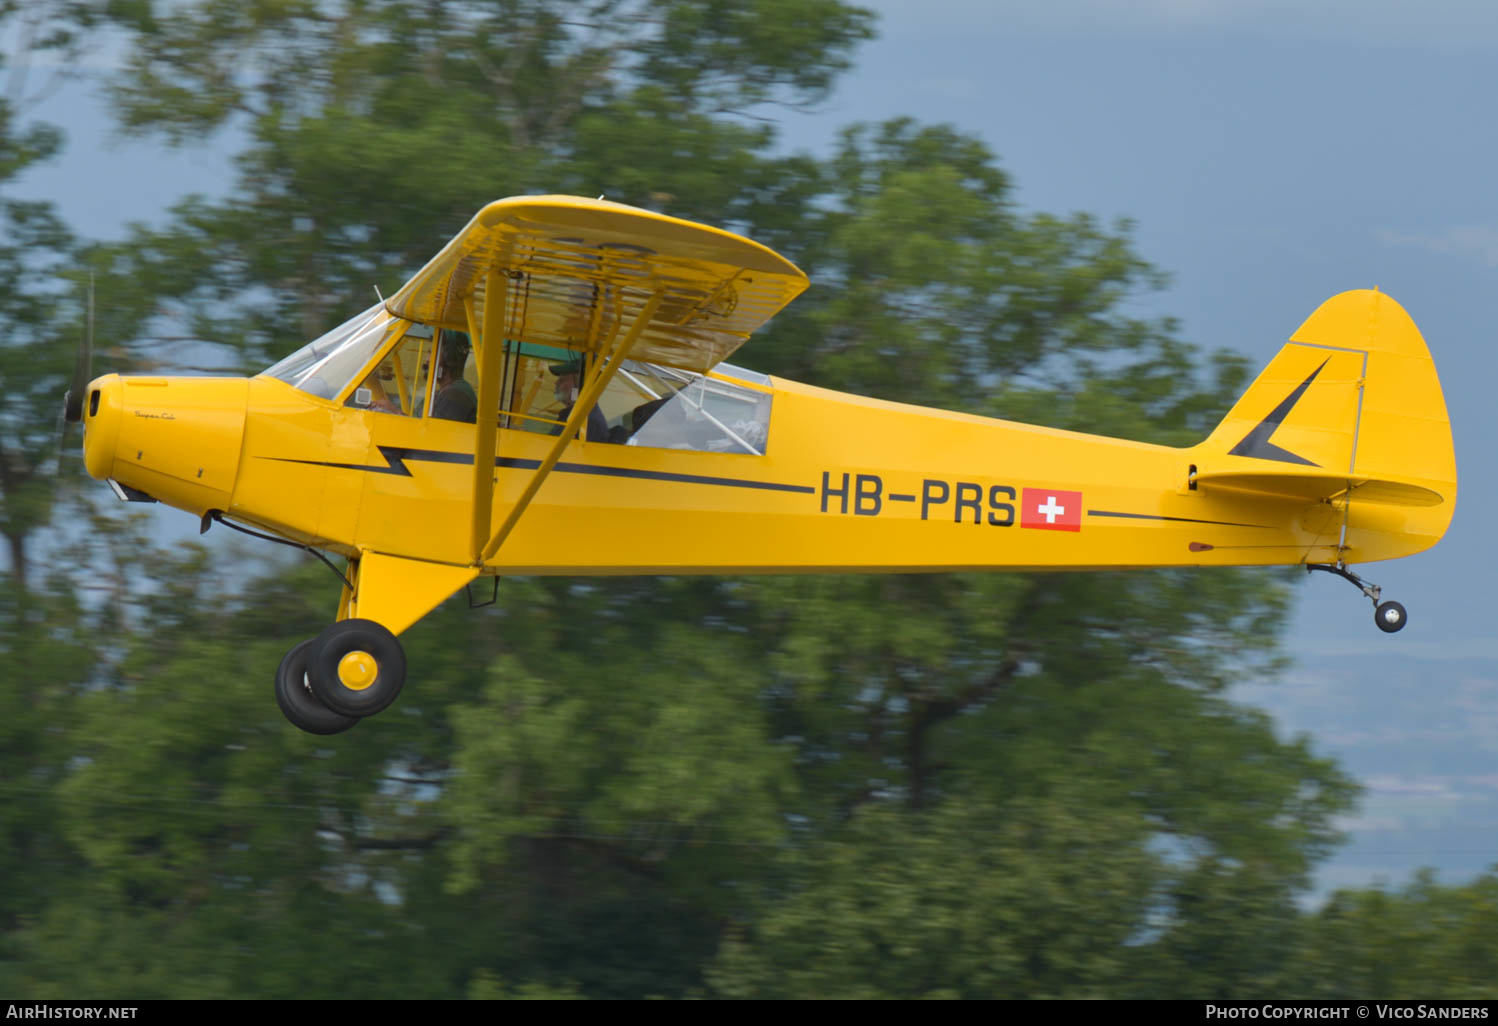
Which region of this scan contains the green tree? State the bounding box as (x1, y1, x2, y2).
(0, 1, 105, 589)
(0, 2, 110, 990)
(98, 0, 873, 369)
(3, 0, 1374, 1001)
(692, 123, 1354, 997)
(709, 793, 1162, 999)
(1282, 870, 1498, 999)
(7, 0, 877, 999)
(0, 570, 98, 994)
(12, 526, 466, 998)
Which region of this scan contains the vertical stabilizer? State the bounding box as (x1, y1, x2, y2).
(1198, 290, 1456, 563)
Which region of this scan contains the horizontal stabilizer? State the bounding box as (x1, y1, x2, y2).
(1193, 469, 1446, 508)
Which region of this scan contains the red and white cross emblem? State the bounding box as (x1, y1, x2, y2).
(1020, 488, 1082, 532)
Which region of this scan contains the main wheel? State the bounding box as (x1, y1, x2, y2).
(1375, 600, 1408, 634)
(275, 639, 359, 735)
(307, 618, 407, 718)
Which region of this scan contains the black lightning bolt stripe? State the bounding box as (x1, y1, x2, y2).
(266, 446, 817, 495)
(1227, 359, 1328, 466)
(1087, 509, 1274, 529)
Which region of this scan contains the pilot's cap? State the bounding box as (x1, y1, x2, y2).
(548, 358, 584, 378)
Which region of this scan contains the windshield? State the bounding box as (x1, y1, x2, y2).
(263, 302, 407, 400)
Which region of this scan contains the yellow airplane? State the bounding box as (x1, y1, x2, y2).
(66, 196, 1457, 734)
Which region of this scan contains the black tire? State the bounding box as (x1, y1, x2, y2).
(275, 639, 359, 735)
(1375, 600, 1408, 634)
(307, 618, 406, 718)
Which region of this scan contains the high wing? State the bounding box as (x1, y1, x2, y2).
(382, 195, 809, 567)
(383, 195, 809, 373)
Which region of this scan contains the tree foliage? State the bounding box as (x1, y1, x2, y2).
(96, 0, 873, 366)
(1, 0, 1488, 1001)
(1286, 871, 1498, 999)
(0, 2, 103, 589)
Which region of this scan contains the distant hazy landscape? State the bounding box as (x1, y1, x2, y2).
(1239, 650, 1498, 895)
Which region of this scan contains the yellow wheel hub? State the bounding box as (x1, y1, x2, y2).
(337, 651, 378, 691)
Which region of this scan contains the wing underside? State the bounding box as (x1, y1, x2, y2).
(383, 196, 809, 373)
(380, 196, 809, 567)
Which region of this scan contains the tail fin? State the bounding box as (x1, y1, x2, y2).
(1195, 290, 1456, 562)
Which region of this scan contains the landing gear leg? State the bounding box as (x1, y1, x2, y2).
(1306, 563, 1407, 634)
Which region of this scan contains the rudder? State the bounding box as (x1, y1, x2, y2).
(1197, 290, 1456, 563)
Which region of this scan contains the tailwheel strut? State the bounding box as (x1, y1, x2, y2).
(1305, 563, 1407, 634)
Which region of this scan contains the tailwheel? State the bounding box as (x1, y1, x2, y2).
(1375, 600, 1407, 634)
(307, 618, 407, 718)
(1306, 563, 1408, 634)
(275, 638, 359, 735)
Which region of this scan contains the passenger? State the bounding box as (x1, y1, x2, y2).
(548, 358, 611, 443)
(430, 331, 477, 423)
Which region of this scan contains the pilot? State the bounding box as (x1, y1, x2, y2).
(430, 331, 477, 423)
(548, 358, 612, 443)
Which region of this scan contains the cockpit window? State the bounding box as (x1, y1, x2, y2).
(612, 360, 771, 454)
(265, 308, 773, 453)
(345, 324, 435, 416)
(495, 347, 772, 453)
(262, 303, 407, 400)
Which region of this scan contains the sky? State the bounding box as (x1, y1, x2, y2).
(808, 0, 1498, 895)
(785, 1, 1497, 653)
(13, 0, 1497, 895)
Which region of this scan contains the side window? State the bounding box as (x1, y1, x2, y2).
(504, 350, 568, 435)
(499, 346, 616, 443)
(608, 361, 771, 454)
(487, 346, 774, 452)
(346, 324, 434, 416)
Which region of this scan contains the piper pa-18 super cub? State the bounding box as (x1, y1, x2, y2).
(66, 196, 1458, 734)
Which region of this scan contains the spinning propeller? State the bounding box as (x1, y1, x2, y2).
(62, 275, 94, 424)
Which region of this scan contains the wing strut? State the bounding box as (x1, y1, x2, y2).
(468, 269, 510, 561)
(475, 289, 665, 565)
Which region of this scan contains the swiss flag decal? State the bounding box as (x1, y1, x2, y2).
(1020, 488, 1082, 532)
